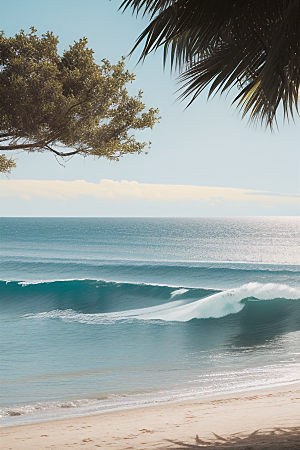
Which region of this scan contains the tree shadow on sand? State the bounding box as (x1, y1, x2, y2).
(160, 427, 300, 449)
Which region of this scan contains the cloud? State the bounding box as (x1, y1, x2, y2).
(244, 191, 300, 198)
(0, 179, 299, 209)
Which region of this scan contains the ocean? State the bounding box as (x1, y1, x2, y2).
(1, 217, 300, 426)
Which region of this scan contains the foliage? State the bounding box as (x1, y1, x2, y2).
(120, 0, 300, 127)
(0, 28, 160, 173)
(0, 154, 16, 174)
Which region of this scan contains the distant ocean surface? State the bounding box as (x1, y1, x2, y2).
(1, 217, 300, 426)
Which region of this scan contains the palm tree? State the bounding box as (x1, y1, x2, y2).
(120, 0, 300, 127)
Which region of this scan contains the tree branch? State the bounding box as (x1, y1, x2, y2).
(0, 141, 46, 151)
(0, 141, 81, 156)
(45, 144, 81, 157)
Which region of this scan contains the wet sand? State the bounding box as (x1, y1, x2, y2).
(1, 384, 300, 449)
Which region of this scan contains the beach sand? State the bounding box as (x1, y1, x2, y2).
(1, 384, 300, 450)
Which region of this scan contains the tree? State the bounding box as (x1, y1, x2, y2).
(0, 28, 160, 173)
(120, 0, 300, 127)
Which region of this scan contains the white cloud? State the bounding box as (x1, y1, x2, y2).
(1, 179, 299, 209)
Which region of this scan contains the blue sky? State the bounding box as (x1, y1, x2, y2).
(0, 0, 299, 216)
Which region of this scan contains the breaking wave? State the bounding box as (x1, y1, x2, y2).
(1, 279, 297, 323)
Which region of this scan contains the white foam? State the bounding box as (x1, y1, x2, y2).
(13, 279, 202, 290)
(150, 283, 300, 322)
(24, 298, 188, 324)
(16, 279, 89, 286)
(170, 288, 189, 298)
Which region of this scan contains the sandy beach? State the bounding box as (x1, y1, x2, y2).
(1, 384, 300, 450)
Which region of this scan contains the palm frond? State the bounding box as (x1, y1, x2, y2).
(122, 0, 300, 127)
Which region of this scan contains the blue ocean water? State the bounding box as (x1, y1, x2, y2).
(0, 217, 300, 426)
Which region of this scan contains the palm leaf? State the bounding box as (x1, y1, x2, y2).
(121, 0, 300, 127)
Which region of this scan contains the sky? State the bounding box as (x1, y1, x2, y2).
(0, 0, 299, 217)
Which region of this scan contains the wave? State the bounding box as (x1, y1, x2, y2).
(4, 279, 207, 288)
(2, 254, 300, 269)
(130, 283, 300, 322)
(1, 278, 299, 327)
(1, 259, 300, 292)
(17, 282, 300, 324)
(0, 279, 216, 316)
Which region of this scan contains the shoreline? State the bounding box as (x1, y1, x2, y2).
(2, 379, 300, 428)
(2, 383, 300, 450)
